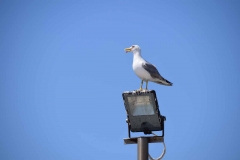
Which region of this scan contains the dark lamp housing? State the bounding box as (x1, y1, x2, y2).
(122, 90, 166, 135)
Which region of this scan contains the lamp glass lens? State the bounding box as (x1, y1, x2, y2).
(127, 95, 154, 116)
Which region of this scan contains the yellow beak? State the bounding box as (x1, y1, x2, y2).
(124, 47, 132, 53)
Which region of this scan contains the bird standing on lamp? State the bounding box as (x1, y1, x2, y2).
(125, 45, 173, 91)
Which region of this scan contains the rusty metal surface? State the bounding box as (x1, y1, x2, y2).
(124, 136, 164, 145)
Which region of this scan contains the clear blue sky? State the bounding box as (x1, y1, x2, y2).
(1, 0, 240, 159)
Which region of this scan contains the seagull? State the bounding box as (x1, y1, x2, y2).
(125, 45, 173, 91)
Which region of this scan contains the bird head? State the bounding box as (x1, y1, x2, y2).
(124, 45, 141, 53)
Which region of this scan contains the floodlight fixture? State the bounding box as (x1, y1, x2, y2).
(122, 90, 166, 137)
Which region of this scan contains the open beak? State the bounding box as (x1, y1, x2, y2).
(124, 47, 132, 53)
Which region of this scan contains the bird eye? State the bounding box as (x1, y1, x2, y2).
(132, 45, 135, 48)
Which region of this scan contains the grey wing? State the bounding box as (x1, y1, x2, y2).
(142, 62, 173, 86)
(142, 62, 163, 79)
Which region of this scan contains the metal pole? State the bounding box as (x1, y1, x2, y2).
(137, 137, 148, 160)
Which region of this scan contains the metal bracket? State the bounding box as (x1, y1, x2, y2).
(126, 118, 131, 138)
(124, 136, 164, 144)
(126, 115, 166, 138)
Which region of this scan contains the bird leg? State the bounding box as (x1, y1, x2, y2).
(146, 80, 148, 90)
(139, 80, 143, 91)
